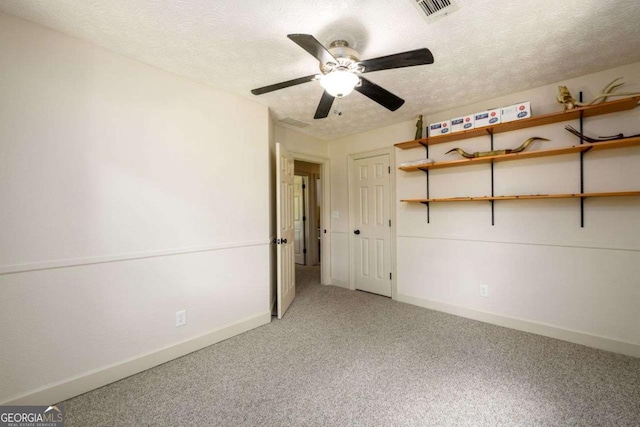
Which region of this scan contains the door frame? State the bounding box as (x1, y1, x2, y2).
(348, 147, 396, 299)
(290, 151, 331, 286)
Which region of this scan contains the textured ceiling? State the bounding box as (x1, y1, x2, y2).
(1, 0, 640, 140)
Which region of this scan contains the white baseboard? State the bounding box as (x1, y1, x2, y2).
(330, 279, 349, 290)
(396, 293, 640, 359)
(3, 311, 272, 405)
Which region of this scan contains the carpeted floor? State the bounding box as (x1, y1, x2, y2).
(61, 265, 640, 426)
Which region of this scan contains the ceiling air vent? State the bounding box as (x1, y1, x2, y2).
(412, 0, 459, 23)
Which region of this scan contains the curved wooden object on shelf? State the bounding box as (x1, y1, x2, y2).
(399, 136, 640, 172)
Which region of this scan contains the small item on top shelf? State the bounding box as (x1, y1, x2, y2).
(451, 114, 475, 133)
(474, 108, 501, 128)
(400, 159, 435, 167)
(501, 101, 531, 123)
(429, 120, 450, 136)
(415, 115, 424, 140)
(564, 125, 640, 143)
(557, 78, 640, 111)
(445, 137, 549, 159)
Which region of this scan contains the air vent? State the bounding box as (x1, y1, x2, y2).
(280, 117, 309, 128)
(412, 0, 459, 23)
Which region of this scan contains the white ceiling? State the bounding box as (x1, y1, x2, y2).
(2, 0, 640, 140)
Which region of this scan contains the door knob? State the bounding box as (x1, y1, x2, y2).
(282, 238, 288, 244)
(354, 230, 360, 235)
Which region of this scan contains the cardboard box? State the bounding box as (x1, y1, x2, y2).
(451, 114, 475, 133)
(474, 109, 501, 128)
(429, 120, 451, 137)
(501, 101, 531, 123)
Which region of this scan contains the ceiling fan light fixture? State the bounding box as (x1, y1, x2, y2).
(320, 70, 359, 98)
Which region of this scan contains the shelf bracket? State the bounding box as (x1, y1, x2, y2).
(579, 91, 585, 228)
(490, 132, 495, 226)
(419, 141, 430, 223)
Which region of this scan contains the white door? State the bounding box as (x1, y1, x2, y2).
(352, 154, 392, 297)
(294, 175, 307, 265)
(277, 143, 296, 319)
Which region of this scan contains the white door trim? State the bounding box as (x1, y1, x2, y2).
(348, 147, 396, 299)
(289, 151, 331, 286)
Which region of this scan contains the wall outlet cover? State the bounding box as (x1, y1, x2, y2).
(479, 285, 489, 297)
(176, 310, 187, 327)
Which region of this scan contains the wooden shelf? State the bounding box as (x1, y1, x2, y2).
(399, 136, 640, 171)
(401, 191, 640, 203)
(395, 96, 640, 149)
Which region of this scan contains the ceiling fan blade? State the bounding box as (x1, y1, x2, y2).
(314, 91, 335, 119)
(251, 74, 317, 95)
(355, 77, 405, 111)
(287, 34, 338, 66)
(359, 48, 434, 73)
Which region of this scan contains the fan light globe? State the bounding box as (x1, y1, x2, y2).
(320, 70, 359, 98)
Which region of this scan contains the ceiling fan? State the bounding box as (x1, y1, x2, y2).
(251, 34, 434, 119)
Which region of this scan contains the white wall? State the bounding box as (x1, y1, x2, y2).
(0, 13, 271, 404)
(329, 61, 640, 356)
(274, 125, 329, 158)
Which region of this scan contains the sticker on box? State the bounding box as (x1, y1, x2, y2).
(451, 115, 475, 133)
(429, 120, 451, 137)
(474, 109, 501, 128)
(501, 101, 531, 123)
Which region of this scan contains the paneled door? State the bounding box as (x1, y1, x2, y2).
(352, 154, 392, 297)
(276, 143, 295, 319)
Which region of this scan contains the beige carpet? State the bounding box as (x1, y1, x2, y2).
(61, 265, 640, 426)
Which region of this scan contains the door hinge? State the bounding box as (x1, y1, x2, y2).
(302, 184, 306, 189)
(303, 216, 306, 221)
(390, 272, 392, 280)
(389, 219, 391, 227)
(303, 249, 307, 254)
(388, 166, 391, 174)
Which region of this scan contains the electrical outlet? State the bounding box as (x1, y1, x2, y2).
(479, 285, 489, 297)
(176, 310, 187, 327)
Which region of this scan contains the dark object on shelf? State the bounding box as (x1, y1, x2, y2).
(445, 137, 549, 159)
(564, 125, 640, 143)
(415, 115, 424, 140)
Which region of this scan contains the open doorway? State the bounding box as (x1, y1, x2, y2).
(284, 151, 330, 288)
(294, 161, 321, 268)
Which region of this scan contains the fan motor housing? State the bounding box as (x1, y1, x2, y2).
(321, 40, 361, 74)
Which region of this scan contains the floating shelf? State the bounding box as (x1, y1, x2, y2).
(395, 96, 640, 149)
(399, 136, 640, 172)
(401, 191, 640, 203)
